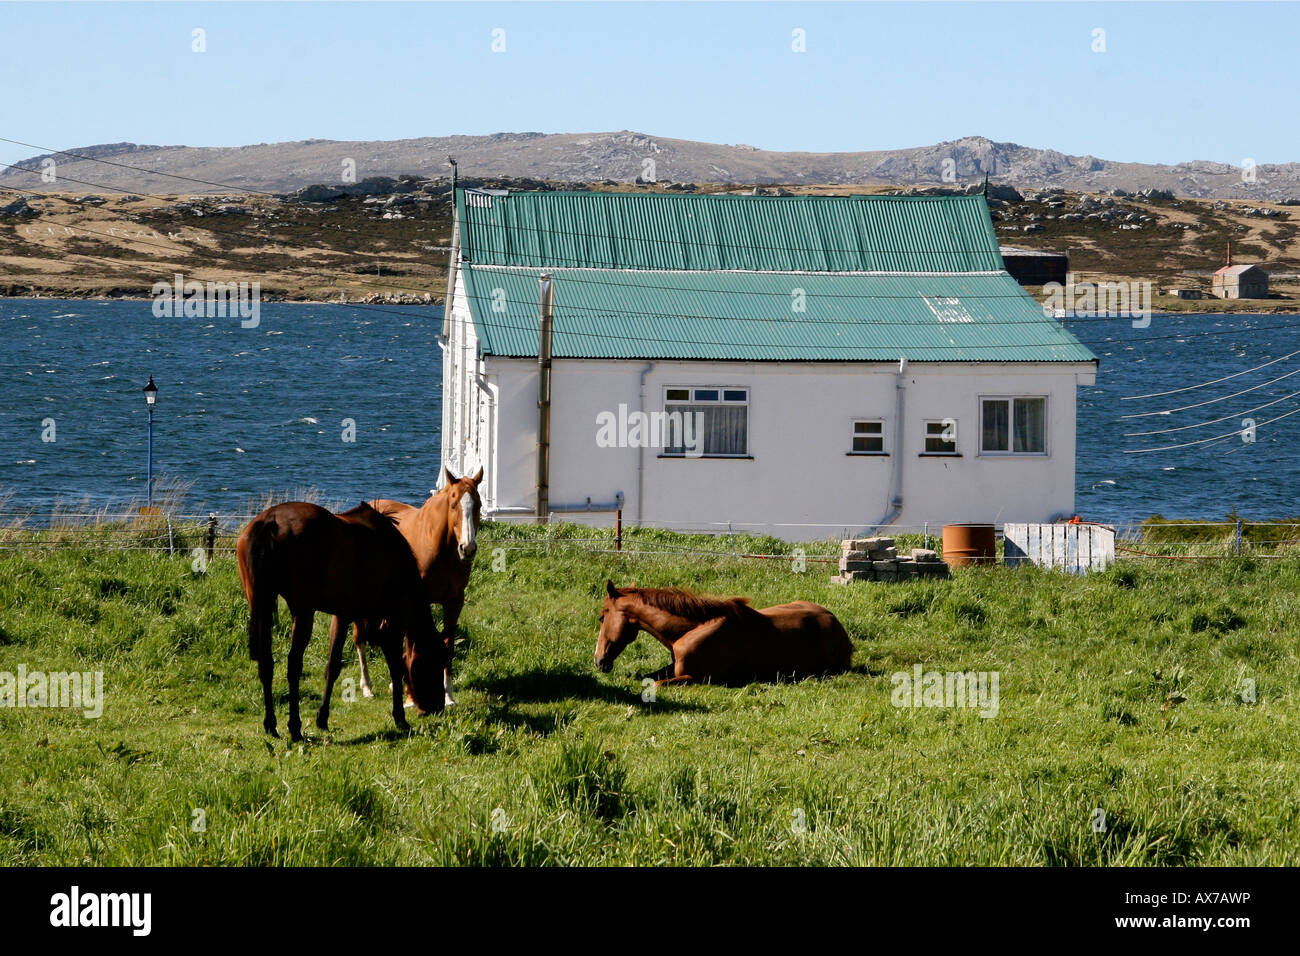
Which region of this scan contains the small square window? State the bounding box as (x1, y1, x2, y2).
(851, 420, 884, 454)
(693, 389, 719, 402)
(666, 388, 689, 401)
(723, 389, 748, 402)
(925, 420, 957, 454)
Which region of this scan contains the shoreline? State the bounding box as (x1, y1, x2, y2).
(0, 294, 1293, 315)
(0, 293, 443, 307)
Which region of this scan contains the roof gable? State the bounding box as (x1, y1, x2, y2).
(456, 189, 1005, 274)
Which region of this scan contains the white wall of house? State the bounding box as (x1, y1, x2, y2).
(443, 340, 1097, 538)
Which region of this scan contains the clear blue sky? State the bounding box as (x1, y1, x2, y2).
(2, 1, 1296, 170)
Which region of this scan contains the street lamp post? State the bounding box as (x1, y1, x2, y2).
(143, 376, 158, 508)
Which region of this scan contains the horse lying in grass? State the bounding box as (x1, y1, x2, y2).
(237, 501, 445, 741)
(347, 466, 483, 707)
(594, 581, 852, 687)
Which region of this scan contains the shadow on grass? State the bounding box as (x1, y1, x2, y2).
(470, 666, 707, 713)
(849, 663, 887, 679)
(329, 726, 417, 747)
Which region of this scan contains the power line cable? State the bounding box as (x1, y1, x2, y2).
(1123, 386, 1300, 436)
(1119, 364, 1300, 419)
(1120, 346, 1300, 401)
(1124, 402, 1300, 453)
(2, 135, 1110, 262)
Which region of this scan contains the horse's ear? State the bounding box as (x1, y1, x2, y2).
(470, 466, 484, 486)
(605, 580, 620, 599)
(442, 465, 457, 487)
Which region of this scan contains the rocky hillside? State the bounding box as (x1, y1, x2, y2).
(3, 133, 1299, 201)
(2, 177, 1297, 308)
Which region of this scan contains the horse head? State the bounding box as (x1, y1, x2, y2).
(595, 580, 641, 673)
(439, 466, 484, 562)
(401, 604, 448, 716)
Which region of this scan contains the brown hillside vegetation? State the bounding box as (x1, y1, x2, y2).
(1, 181, 1297, 310)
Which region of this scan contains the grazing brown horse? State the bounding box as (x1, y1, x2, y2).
(236, 501, 445, 741)
(348, 466, 483, 707)
(595, 582, 853, 687)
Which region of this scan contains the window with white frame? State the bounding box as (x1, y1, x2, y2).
(663, 386, 749, 457)
(924, 419, 958, 454)
(849, 419, 885, 454)
(980, 397, 1047, 455)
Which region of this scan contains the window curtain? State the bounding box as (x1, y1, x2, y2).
(1013, 398, 1046, 453)
(666, 403, 747, 455)
(982, 400, 1009, 452)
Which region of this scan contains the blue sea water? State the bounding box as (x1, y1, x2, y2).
(1, 299, 1297, 525)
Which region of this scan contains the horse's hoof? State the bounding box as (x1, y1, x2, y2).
(265, 723, 279, 738)
(315, 714, 330, 732)
(444, 695, 456, 708)
(403, 699, 415, 709)
(360, 686, 374, 699)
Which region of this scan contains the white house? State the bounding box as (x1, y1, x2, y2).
(439, 188, 1097, 539)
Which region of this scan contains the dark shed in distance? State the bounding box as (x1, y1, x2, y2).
(999, 246, 1069, 286)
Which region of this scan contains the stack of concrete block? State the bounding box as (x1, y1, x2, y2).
(831, 538, 950, 584)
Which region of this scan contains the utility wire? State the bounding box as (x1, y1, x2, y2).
(0, 156, 446, 261)
(464, 263, 1048, 302)
(453, 289, 1300, 354)
(2, 157, 1035, 305)
(5, 142, 1297, 356)
(2, 134, 1056, 259)
(1124, 401, 1300, 453)
(1119, 364, 1300, 419)
(1120, 346, 1300, 401)
(0, 177, 451, 300)
(1123, 386, 1300, 436)
(0, 136, 287, 197)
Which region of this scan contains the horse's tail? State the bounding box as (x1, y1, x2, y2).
(237, 517, 278, 661)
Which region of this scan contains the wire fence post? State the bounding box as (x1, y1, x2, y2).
(206, 513, 218, 561)
(165, 514, 175, 555)
(614, 508, 622, 552)
(728, 521, 736, 557)
(547, 512, 553, 556)
(923, 521, 929, 551)
(1235, 518, 1242, 555)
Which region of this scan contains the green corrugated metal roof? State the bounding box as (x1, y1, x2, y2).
(456, 188, 1005, 273)
(462, 265, 1097, 363)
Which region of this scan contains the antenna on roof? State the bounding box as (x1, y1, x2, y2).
(982, 173, 989, 197)
(448, 155, 458, 192)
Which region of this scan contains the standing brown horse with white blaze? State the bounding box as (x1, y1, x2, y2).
(346, 466, 483, 706)
(595, 582, 853, 687)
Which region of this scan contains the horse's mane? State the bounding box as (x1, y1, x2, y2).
(631, 587, 751, 621)
(340, 501, 400, 527)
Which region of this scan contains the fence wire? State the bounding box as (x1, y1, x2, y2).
(1, 512, 1297, 563)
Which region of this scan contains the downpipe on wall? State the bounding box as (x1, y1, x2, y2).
(636, 361, 656, 524)
(870, 356, 908, 531)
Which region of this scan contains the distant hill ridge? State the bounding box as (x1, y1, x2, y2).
(3, 132, 1298, 200)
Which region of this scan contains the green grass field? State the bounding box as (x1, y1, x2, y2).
(1, 524, 1297, 866)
